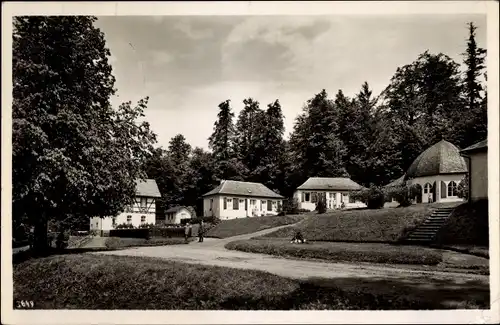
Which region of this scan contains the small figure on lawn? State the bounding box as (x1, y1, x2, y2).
(290, 231, 306, 244)
(341, 202, 346, 210)
(428, 193, 433, 204)
(198, 220, 205, 243)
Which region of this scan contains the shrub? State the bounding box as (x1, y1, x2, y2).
(283, 197, 299, 214)
(351, 185, 385, 209)
(115, 223, 135, 229)
(457, 175, 469, 199)
(384, 184, 420, 207)
(150, 226, 185, 238)
(108, 228, 150, 239)
(138, 223, 155, 229)
(315, 195, 327, 214)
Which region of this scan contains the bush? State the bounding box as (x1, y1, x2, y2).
(138, 223, 155, 229)
(283, 197, 299, 214)
(108, 228, 150, 239)
(350, 185, 385, 209)
(115, 223, 135, 229)
(457, 176, 469, 199)
(180, 216, 219, 225)
(384, 184, 420, 207)
(315, 195, 327, 214)
(150, 226, 185, 238)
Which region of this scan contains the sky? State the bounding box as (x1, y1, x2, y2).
(94, 14, 486, 151)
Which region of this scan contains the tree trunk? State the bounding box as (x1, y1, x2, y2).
(32, 215, 49, 255)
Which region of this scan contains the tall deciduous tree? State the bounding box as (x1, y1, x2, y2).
(289, 90, 348, 185)
(12, 16, 156, 252)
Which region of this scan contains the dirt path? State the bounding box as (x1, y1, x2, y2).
(95, 223, 489, 284)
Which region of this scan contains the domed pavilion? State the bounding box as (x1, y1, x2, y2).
(404, 139, 468, 203)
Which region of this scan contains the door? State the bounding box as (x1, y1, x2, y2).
(245, 199, 249, 217)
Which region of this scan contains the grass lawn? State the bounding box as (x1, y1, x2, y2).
(13, 254, 488, 309)
(435, 200, 489, 247)
(104, 237, 192, 249)
(225, 238, 444, 265)
(205, 214, 305, 239)
(261, 203, 459, 243)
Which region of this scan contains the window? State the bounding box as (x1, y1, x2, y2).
(305, 193, 310, 202)
(223, 198, 227, 209)
(127, 215, 132, 224)
(423, 183, 432, 194)
(311, 192, 318, 203)
(250, 199, 256, 205)
(267, 200, 272, 211)
(447, 181, 458, 197)
(233, 198, 239, 210)
(261, 200, 266, 210)
(140, 197, 147, 208)
(329, 193, 334, 198)
(141, 216, 146, 224)
(349, 195, 355, 203)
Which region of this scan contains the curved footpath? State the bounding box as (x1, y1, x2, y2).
(96, 223, 489, 284)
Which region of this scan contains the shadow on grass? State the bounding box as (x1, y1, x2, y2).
(12, 247, 120, 264)
(219, 276, 489, 310)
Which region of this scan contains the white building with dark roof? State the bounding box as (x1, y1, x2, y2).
(90, 179, 161, 232)
(399, 140, 468, 204)
(201, 180, 284, 220)
(165, 206, 193, 224)
(294, 177, 367, 211)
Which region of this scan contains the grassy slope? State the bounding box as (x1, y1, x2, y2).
(205, 215, 305, 238)
(435, 200, 489, 247)
(13, 254, 488, 309)
(261, 203, 459, 243)
(225, 239, 443, 265)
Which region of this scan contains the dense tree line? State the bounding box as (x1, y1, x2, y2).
(13, 16, 487, 248)
(146, 22, 487, 216)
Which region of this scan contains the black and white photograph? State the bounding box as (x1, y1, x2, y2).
(2, 1, 499, 324)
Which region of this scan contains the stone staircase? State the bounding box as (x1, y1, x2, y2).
(404, 207, 455, 245)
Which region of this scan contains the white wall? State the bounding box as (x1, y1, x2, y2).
(294, 190, 366, 211)
(408, 174, 466, 203)
(165, 208, 193, 224)
(90, 196, 157, 232)
(203, 195, 283, 220)
(469, 152, 488, 201)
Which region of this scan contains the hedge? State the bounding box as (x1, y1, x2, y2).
(109, 228, 150, 239)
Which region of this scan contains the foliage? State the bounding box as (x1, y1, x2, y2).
(138, 223, 155, 229)
(350, 186, 385, 209)
(104, 237, 190, 249)
(108, 228, 150, 239)
(115, 223, 135, 229)
(12, 16, 156, 253)
(283, 197, 300, 215)
(384, 183, 420, 207)
(457, 175, 469, 199)
(315, 193, 327, 214)
(226, 239, 443, 265)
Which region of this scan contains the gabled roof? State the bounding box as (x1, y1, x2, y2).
(165, 206, 188, 213)
(405, 140, 468, 179)
(461, 139, 487, 154)
(136, 179, 161, 198)
(296, 177, 364, 191)
(201, 180, 284, 199)
(384, 175, 406, 188)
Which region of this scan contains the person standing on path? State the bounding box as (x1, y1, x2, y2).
(184, 222, 191, 243)
(198, 220, 204, 243)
